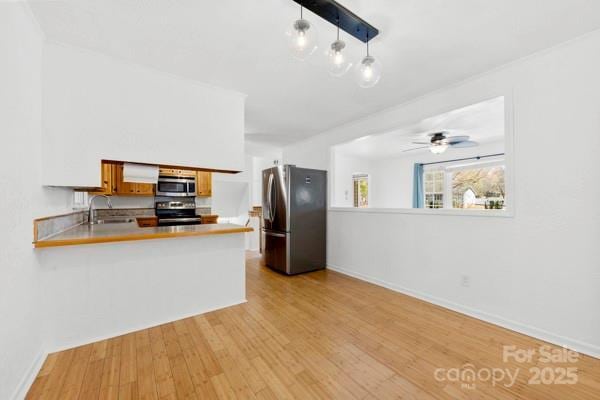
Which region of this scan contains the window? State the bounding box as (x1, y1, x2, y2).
(424, 170, 445, 209)
(423, 160, 505, 210)
(353, 174, 369, 208)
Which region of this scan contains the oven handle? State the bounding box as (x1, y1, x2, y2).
(158, 217, 202, 223)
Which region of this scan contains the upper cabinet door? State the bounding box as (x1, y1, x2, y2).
(135, 182, 155, 196)
(196, 172, 212, 196)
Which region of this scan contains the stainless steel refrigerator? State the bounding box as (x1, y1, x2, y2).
(262, 165, 326, 275)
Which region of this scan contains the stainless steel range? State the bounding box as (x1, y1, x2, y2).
(155, 198, 202, 226)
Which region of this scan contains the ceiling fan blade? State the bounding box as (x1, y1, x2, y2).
(446, 135, 470, 144)
(402, 146, 430, 152)
(412, 141, 431, 145)
(450, 140, 478, 148)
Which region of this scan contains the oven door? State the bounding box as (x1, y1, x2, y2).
(156, 178, 195, 197)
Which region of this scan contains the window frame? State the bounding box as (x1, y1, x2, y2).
(423, 169, 445, 209)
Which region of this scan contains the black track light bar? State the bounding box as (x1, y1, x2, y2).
(292, 0, 379, 43)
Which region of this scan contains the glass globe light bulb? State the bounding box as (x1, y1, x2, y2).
(334, 52, 344, 65)
(287, 19, 317, 61)
(326, 40, 352, 77)
(296, 32, 307, 48)
(430, 143, 448, 154)
(355, 55, 382, 88)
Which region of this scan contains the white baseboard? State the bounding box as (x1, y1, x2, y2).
(11, 349, 47, 400)
(327, 264, 600, 359)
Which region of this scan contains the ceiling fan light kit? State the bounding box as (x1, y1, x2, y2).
(430, 143, 449, 154)
(288, 0, 381, 87)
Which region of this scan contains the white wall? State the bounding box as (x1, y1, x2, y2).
(212, 155, 252, 221)
(0, 5, 74, 399)
(284, 31, 600, 357)
(38, 234, 246, 352)
(369, 140, 505, 208)
(245, 141, 283, 208)
(42, 42, 246, 187)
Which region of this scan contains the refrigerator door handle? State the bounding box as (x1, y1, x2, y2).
(266, 173, 274, 222)
(270, 174, 277, 222)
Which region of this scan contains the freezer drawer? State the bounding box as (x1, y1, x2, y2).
(262, 229, 326, 275)
(262, 230, 288, 274)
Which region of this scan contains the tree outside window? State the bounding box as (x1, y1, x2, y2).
(452, 165, 505, 209)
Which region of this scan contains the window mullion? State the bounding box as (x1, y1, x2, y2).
(443, 170, 452, 209)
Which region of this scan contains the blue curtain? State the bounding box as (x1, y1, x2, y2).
(412, 163, 424, 208)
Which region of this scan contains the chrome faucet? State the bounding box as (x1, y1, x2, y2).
(88, 195, 113, 224)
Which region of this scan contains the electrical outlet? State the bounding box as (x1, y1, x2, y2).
(461, 275, 470, 288)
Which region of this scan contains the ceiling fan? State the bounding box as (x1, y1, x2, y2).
(404, 131, 478, 154)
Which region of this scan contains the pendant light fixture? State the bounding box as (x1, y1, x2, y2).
(286, 4, 318, 61)
(355, 35, 382, 88)
(326, 19, 352, 77)
(286, 0, 381, 87)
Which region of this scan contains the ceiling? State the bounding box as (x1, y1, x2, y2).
(335, 96, 504, 159)
(28, 0, 600, 146)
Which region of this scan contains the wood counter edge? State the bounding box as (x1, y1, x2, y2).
(33, 226, 253, 248)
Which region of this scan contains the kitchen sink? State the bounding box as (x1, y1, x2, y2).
(90, 218, 136, 225)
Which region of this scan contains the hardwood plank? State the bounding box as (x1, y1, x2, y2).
(78, 358, 105, 400)
(135, 330, 158, 400)
(98, 336, 122, 400)
(148, 326, 177, 400)
(210, 373, 237, 400)
(161, 324, 198, 400)
(118, 332, 138, 400)
(177, 319, 220, 398)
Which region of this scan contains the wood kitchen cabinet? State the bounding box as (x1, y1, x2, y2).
(88, 162, 115, 195)
(196, 171, 212, 196)
(113, 164, 155, 196)
(159, 167, 196, 177)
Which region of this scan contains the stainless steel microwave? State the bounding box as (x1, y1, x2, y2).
(156, 176, 196, 197)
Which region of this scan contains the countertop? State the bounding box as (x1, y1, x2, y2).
(34, 222, 253, 248)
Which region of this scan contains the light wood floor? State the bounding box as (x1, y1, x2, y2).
(27, 252, 600, 399)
